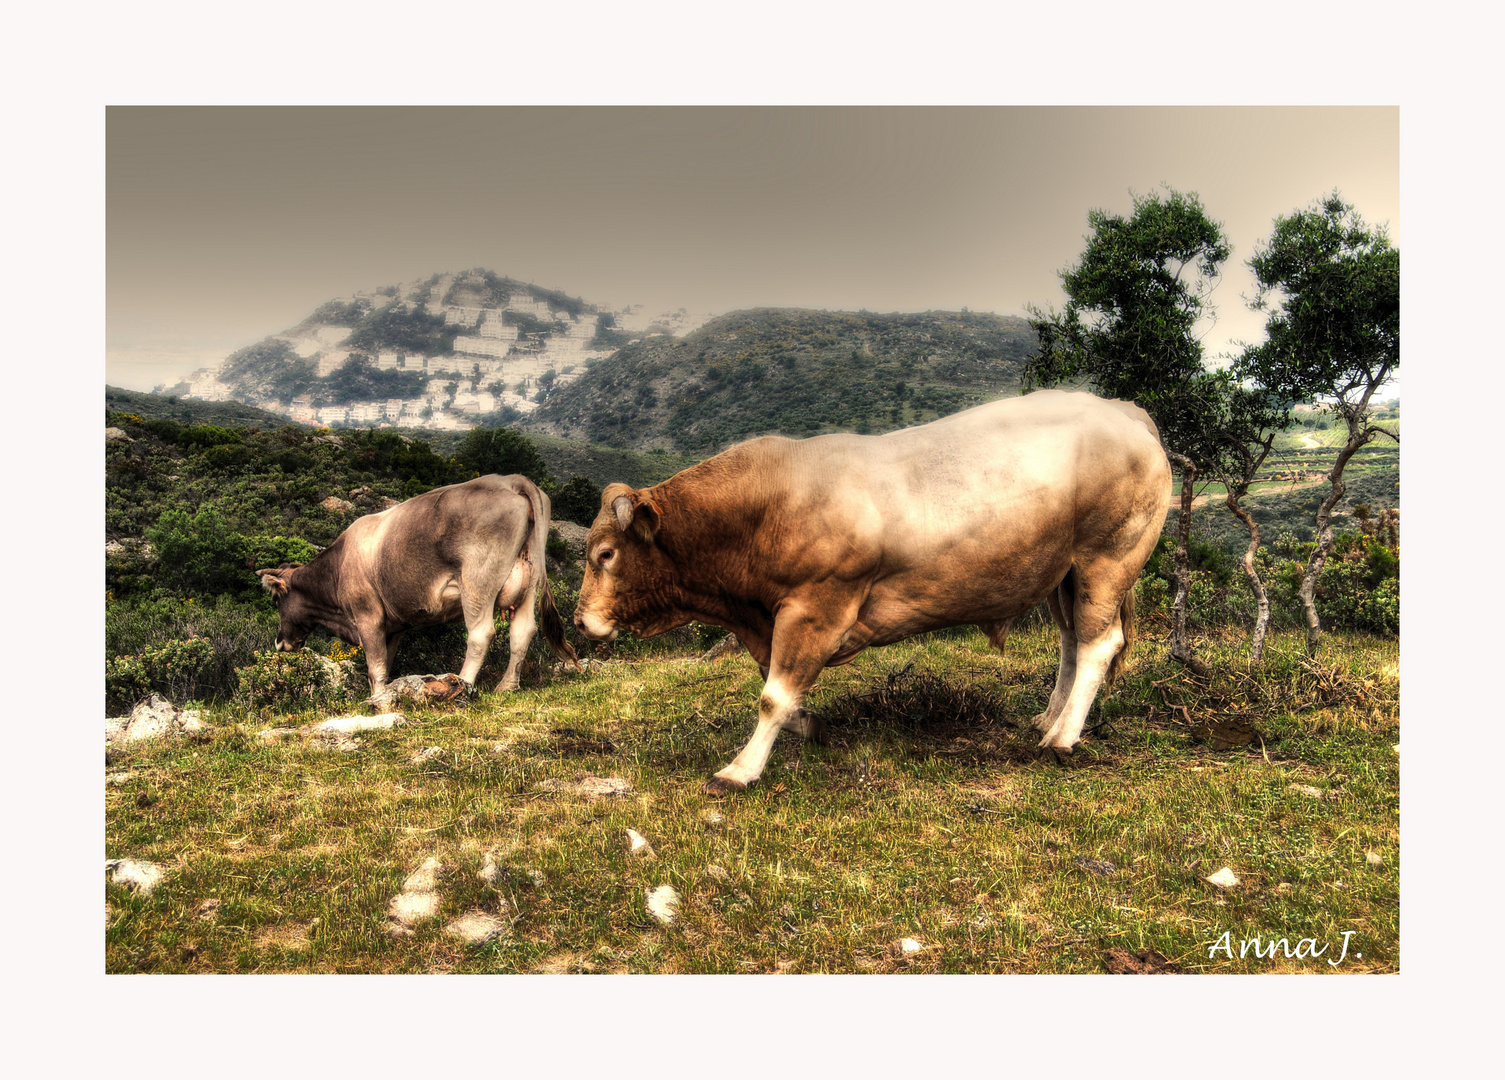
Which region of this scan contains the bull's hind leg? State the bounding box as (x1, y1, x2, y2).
(1033, 585, 1079, 735)
(1036, 568, 1130, 762)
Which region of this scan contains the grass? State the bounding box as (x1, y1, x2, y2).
(105, 623, 1399, 974)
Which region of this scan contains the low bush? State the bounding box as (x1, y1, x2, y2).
(234, 649, 358, 715)
(105, 637, 214, 711)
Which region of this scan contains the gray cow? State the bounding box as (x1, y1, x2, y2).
(258, 473, 580, 697)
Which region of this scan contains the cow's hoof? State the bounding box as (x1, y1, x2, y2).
(794, 708, 828, 746)
(1036, 745, 1074, 766)
(703, 775, 748, 797)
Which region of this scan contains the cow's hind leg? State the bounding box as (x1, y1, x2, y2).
(1037, 568, 1130, 762)
(1033, 584, 1079, 735)
(495, 572, 540, 692)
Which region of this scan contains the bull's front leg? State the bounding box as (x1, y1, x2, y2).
(704, 601, 851, 796)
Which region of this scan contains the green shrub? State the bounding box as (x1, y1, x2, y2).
(234, 649, 357, 714)
(106, 637, 214, 711)
(106, 596, 280, 702)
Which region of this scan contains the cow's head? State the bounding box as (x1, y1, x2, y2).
(574, 483, 677, 640)
(256, 564, 315, 652)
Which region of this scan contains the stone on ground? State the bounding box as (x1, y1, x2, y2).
(411, 747, 443, 764)
(899, 937, 924, 955)
(445, 909, 509, 944)
(107, 694, 206, 745)
(107, 858, 166, 897)
(645, 885, 680, 925)
(313, 712, 406, 735)
(388, 857, 444, 928)
(1204, 866, 1240, 890)
(626, 829, 656, 859)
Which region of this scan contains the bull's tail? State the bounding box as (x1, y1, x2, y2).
(1104, 586, 1136, 692)
(519, 480, 584, 672)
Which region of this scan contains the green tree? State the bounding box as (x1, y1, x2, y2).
(455, 427, 551, 485)
(1236, 193, 1399, 656)
(1024, 187, 1232, 670)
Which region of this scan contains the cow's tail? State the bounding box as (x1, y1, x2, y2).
(1104, 586, 1136, 692)
(522, 481, 583, 672)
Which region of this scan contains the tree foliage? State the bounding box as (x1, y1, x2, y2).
(1024, 187, 1231, 465)
(455, 426, 551, 485)
(1235, 193, 1399, 656)
(1237, 193, 1399, 415)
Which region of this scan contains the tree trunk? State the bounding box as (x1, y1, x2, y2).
(1225, 492, 1270, 663)
(1164, 452, 1208, 674)
(1299, 425, 1372, 657)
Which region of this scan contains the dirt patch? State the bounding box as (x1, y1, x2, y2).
(1104, 947, 1180, 973)
(256, 921, 316, 951)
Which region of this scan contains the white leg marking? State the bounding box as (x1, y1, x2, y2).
(1039, 623, 1124, 752)
(714, 677, 803, 788)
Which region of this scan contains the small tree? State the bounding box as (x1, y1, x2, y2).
(456, 427, 551, 486)
(1206, 382, 1292, 662)
(1236, 193, 1399, 656)
(1026, 187, 1231, 670)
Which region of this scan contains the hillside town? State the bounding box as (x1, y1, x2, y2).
(163, 271, 713, 432)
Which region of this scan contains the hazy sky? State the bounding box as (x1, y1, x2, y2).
(106, 106, 1398, 393)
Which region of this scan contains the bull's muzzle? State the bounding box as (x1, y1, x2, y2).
(573, 611, 618, 641)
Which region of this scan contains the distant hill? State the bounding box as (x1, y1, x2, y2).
(521, 307, 1037, 454)
(106, 386, 289, 429)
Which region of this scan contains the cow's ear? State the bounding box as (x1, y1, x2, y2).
(612, 493, 661, 543)
(257, 569, 290, 596)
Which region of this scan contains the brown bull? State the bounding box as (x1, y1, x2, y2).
(573, 390, 1171, 794)
(258, 473, 580, 699)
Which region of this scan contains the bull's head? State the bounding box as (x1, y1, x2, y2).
(574, 483, 673, 641)
(256, 564, 314, 652)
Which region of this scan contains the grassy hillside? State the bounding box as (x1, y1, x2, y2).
(105, 622, 1399, 974)
(524, 308, 1036, 454)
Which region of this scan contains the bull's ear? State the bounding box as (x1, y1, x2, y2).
(257, 569, 290, 596)
(612, 493, 661, 542)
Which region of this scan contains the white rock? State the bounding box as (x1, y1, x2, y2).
(313, 712, 406, 734)
(388, 891, 441, 926)
(706, 864, 730, 883)
(478, 852, 502, 885)
(1366, 850, 1383, 866)
(1289, 784, 1325, 799)
(445, 910, 509, 944)
(1205, 867, 1240, 890)
(105, 771, 135, 786)
(702, 809, 726, 826)
(645, 885, 680, 925)
(256, 727, 301, 743)
(627, 829, 656, 859)
(411, 747, 443, 764)
(105, 427, 132, 442)
(180, 714, 209, 735)
(899, 937, 924, 955)
(113, 695, 179, 743)
(107, 858, 166, 896)
(403, 857, 443, 893)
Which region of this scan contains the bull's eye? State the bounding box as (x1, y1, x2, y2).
(597, 548, 615, 567)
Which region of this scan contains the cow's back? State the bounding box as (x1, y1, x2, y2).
(341, 475, 536, 619)
(675, 390, 1168, 639)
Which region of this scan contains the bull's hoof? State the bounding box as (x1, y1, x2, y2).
(1036, 744, 1075, 766)
(492, 678, 520, 693)
(794, 708, 829, 746)
(1030, 712, 1053, 734)
(703, 775, 748, 797)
